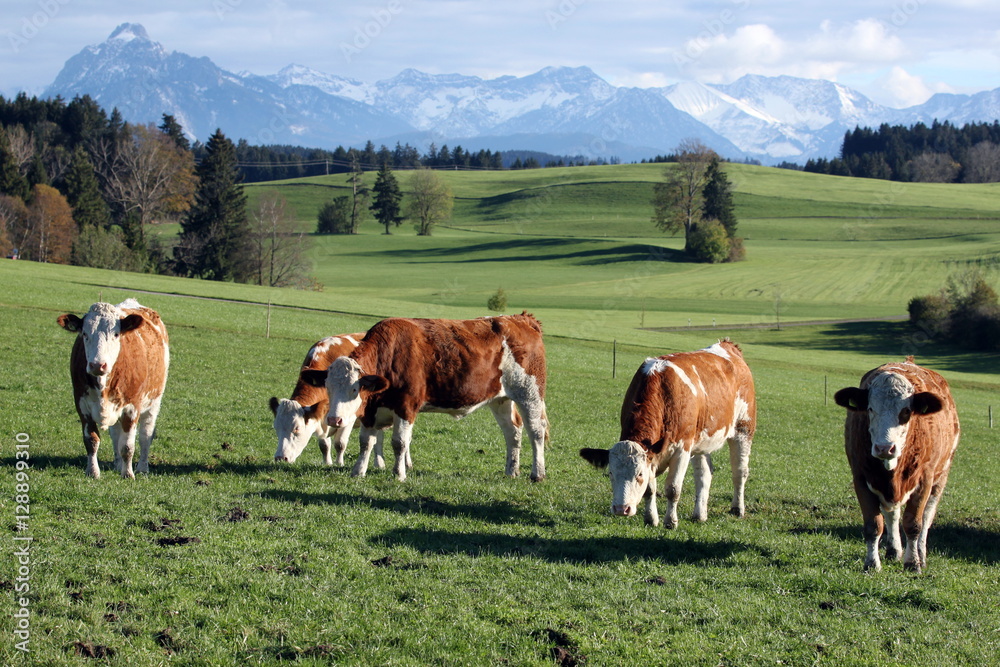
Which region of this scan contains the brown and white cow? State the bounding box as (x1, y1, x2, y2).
(834, 358, 960, 573)
(580, 340, 755, 528)
(269, 334, 389, 468)
(302, 313, 548, 482)
(57, 299, 169, 479)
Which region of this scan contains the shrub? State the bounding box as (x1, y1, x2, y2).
(487, 287, 508, 313)
(907, 292, 951, 336)
(686, 219, 730, 264)
(72, 225, 143, 272)
(316, 197, 352, 234)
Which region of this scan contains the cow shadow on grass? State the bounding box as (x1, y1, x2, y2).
(255, 488, 555, 527)
(373, 526, 756, 564)
(7, 454, 278, 478)
(790, 522, 1000, 565)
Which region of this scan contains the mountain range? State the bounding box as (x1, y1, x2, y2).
(43, 23, 1000, 164)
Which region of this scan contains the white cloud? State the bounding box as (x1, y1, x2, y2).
(876, 67, 953, 107)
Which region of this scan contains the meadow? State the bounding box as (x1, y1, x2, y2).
(2, 163, 1000, 665)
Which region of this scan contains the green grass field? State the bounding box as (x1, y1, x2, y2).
(2, 164, 1000, 665)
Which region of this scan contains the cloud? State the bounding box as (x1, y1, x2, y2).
(674, 18, 908, 83)
(876, 66, 953, 107)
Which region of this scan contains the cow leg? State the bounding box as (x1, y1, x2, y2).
(373, 429, 388, 469)
(690, 454, 712, 523)
(516, 400, 548, 482)
(108, 423, 123, 474)
(390, 417, 414, 482)
(644, 474, 660, 526)
(81, 420, 101, 479)
(326, 426, 343, 466)
(663, 449, 692, 529)
(728, 427, 752, 517)
(136, 397, 161, 475)
(115, 415, 138, 480)
(351, 425, 380, 477)
(916, 491, 942, 571)
(489, 399, 523, 478)
(854, 476, 885, 571)
(883, 505, 903, 563)
(902, 489, 932, 573)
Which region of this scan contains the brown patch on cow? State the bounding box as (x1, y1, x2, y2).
(157, 536, 200, 547)
(71, 641, 116, 659)
(223, 506, 250, 522)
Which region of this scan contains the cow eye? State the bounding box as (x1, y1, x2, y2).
(899, 408, 911, 424)
(635, 475, 644, 485)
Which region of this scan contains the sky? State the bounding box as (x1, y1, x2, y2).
(1, 0, 999, 108)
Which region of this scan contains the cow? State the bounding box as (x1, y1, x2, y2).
(269, 334, 390, 468)
(57, 299, 169, 479)
(834, 358, 960, 573)
(301, 313, 548, 482)
(580, 340, 755, 528)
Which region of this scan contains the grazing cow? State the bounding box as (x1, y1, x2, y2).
(834, 358, 960, 573)
(269, 334, 389, 468)
(302, 313, 548, 482)
(580, 340, 755, 528)
(57, 299, 169, 479)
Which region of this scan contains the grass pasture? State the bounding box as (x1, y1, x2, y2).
(2, 164, 1000, 665)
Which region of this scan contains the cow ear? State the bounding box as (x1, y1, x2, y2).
(834, 387, 868, 411)
(119, 314, 143, 333)
(359, 375, 390, 394)
(269, 397, 280, 416)
(301, 369, 329, 388)
(302, 403, 321, 421)
(579, 448, 610, 469)
(57, 314, 83, 332)
(911, 392, 943, 415)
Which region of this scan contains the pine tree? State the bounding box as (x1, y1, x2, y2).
(701, 157, 737, 237)
(370, 163, 402, 234)
(347, 154, 369, 233)
(158, 114, 190, 151)
(176, 129, 250, 281)
(63, 145, 110, 229)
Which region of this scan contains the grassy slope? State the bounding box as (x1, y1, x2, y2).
(1, 165, 999, 664)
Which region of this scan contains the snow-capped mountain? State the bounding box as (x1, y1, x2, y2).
(43, 24, 1000, 164)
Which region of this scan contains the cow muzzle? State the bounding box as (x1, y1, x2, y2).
(88, 361, 109, 376)
(872, 443, 897, 460)
(327, 416, 345, 428)
(274, 456, 289, 463)
(612, 504, 636, 517)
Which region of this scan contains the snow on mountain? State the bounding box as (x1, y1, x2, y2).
(42, 24, 1000, 163)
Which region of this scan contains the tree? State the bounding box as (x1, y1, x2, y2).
(71, 225, 141, 271)
(248, 190, 312, 287)
(63, 145, 110, 229)
(0, 127, 29, 200)
(686, 219, 730, 264)
(158, 114, 190, 151)
(702, 157, 737, 237)
(316, 196, 352, 234)
(487, 287, 508, 313)
(962, 141, 1000, 183)
(0, 195, 29, 257)
(907, 151, 960, 183)
(175, 129, 250, 281)
(651, 139, 716, 254)
(95, 123, 197, 249)
(346, 154, 369, 233)
(25, 184, 77, 263)
(370, 163, 403, 234)
(406, 168, 453, 236)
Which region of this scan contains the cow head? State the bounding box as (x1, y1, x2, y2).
(835, 373, 943, 470)
(580, 440, 653, 516)
(301, 357, 388, 430)
(57, 303, 143, 379)
(270, 396, 324, 463)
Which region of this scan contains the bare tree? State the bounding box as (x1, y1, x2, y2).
(94, 123, 197, 247)
(406, 168, 453, 236)
(347, 153, 369, 233)
(5, 125, 35, 176)
(651, 138, 717, 252)
(963, 141, 1000, 183)
(907, 151, 960, 183)
(248, 190, 312, 287)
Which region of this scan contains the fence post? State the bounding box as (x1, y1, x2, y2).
(612, 340, 617, 379)
(266, 298, 272, 339)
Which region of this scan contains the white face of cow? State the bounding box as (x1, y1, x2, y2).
(272, 398, 320, 463)
(64, 303, 142, 379)
(325, 356, 364, 430)
(607, 440, 653, 516)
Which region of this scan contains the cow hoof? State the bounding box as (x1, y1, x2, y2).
(530, 474, 545, 483)
(730, 507, 745, 518)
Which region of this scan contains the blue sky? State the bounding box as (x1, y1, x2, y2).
(2, 0, 999, 107)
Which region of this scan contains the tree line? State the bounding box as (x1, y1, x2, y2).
(0, 93, 310, 287)
(805, 120, 1000, 183)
